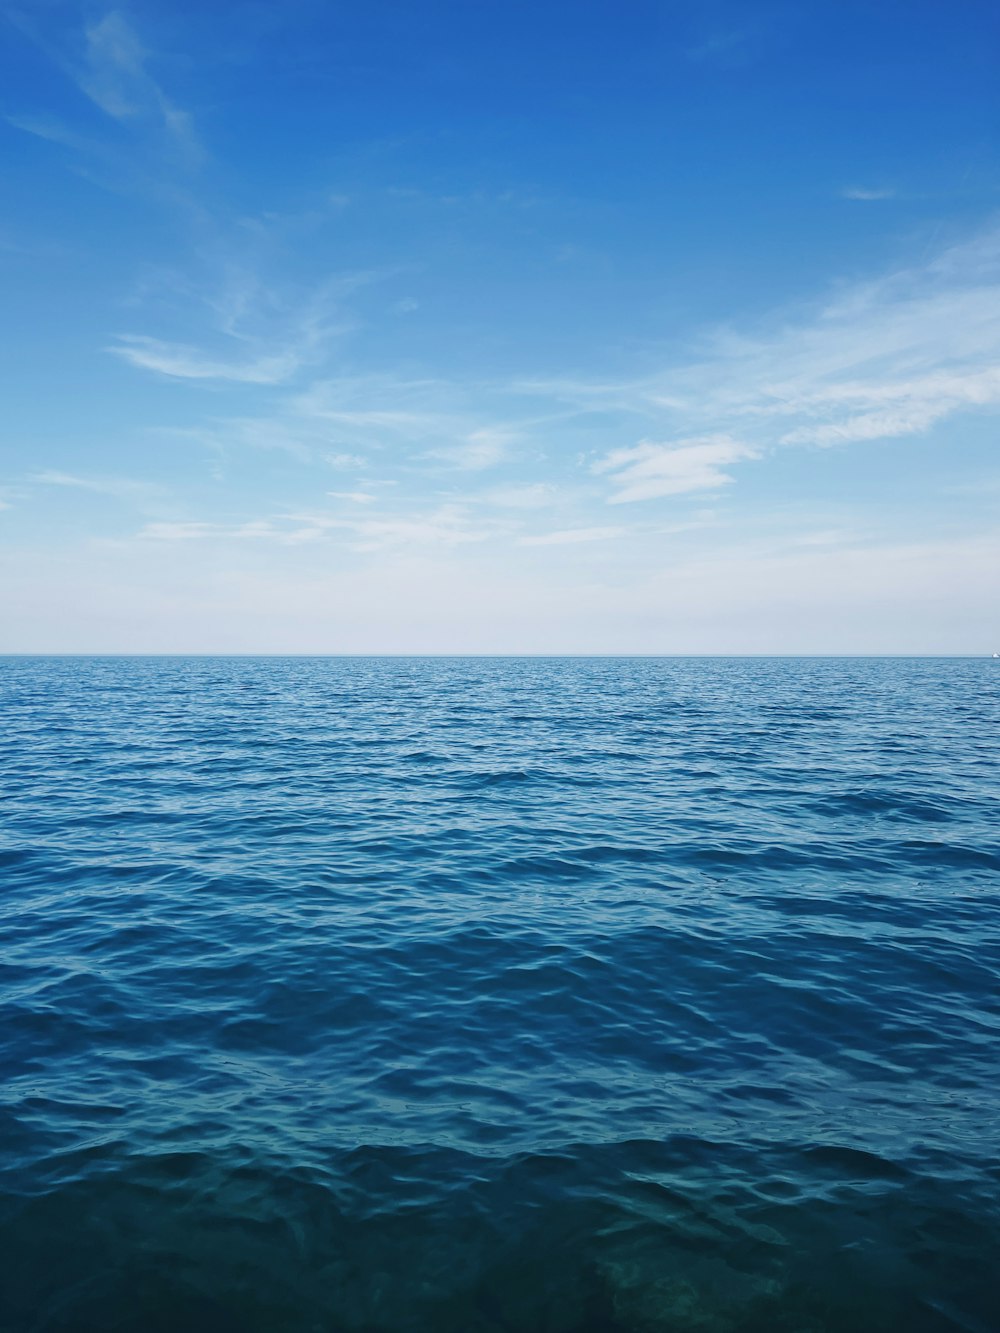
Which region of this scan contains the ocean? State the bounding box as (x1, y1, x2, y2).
(1, 656, 997, 1332)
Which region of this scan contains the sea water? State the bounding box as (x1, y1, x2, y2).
(1, 656, 997, 1332)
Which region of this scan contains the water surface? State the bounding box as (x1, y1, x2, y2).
(1, 657, 998, 1331)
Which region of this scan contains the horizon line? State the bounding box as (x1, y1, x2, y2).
(0, 653, 994, 661)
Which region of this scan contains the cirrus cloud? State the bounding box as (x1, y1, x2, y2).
(593, 436, 758, 503)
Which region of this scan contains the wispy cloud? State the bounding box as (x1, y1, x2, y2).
(776, 367, 1000, 445)
(110, 269, 364, 384)
(326, 452, 367, 470)
(426, 428, 511, 471)
(291, 375, 464, 444)
(6, 7, 203, 171)
(334, 503, 511, 551)
(31, 469, 162, 500)
(81, 11, 201, 163)
(109, 335, 306, 384)
(137, 520, 279, 541)
(130, 500, 516, 552)
(54, 198, 1000, 543)
(684, 28, 752, 64)
(516, 222, 1000, 497)
(840, 186, 896, 201)
(272, 376, 527, 469)
(138, 222, 1000, 521)
(593, 437, 756, 503)
(5, 112, 98, 153)
(473, 483, 559, 509)
(681, 8, 775, 70)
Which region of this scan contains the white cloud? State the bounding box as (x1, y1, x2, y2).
(593, 436, 757, 503)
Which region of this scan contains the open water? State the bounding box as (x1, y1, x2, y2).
(1, 656, 998, 1333)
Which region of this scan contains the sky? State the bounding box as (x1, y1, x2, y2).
(1, 0, 998, 653)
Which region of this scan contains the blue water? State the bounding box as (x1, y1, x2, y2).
(1, 657, 998, 1332)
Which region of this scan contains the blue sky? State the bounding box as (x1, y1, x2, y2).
(2, 0, 998, 652)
